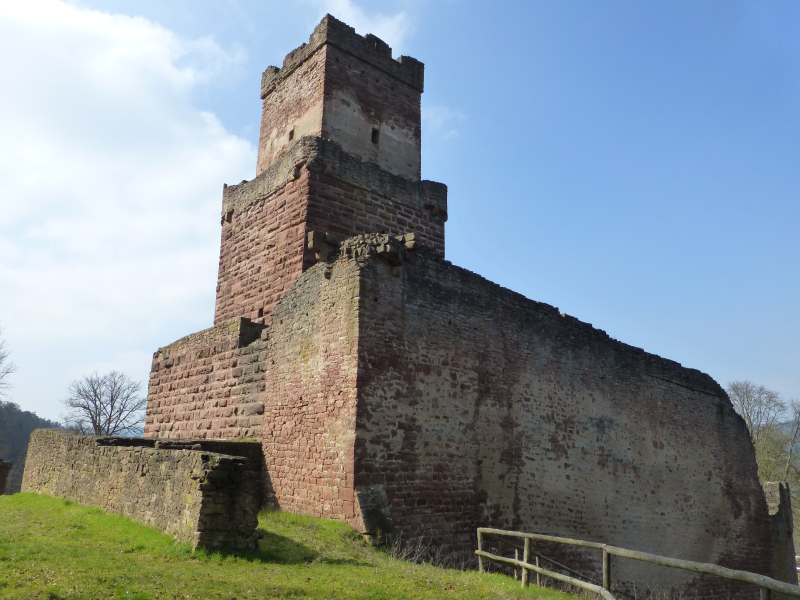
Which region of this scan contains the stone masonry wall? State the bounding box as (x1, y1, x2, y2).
(343, 236, 774, 599)
(21, 430, 262, 550)
(764, 482, 798, 591)
(259, 257, 363, 527)
(257, 40, 325, 173)
(214, 136, 446, 325)
(144, 317, 267, 441)
(147, 229, 785, 597)
(258, 15, 423, 180)
(0, 459, 10, 495)
(321, 43, 421, 180)
(149, 257, 365, 523)
(214, 150, 310, 325)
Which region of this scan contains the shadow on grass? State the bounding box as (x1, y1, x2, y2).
(258, 530, 317, 563)
(194, 530, 370, 567)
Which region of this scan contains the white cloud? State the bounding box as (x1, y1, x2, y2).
(423, 105, 466, 140)
(306, 0, 414, 53)
(0, 0, 256, 418)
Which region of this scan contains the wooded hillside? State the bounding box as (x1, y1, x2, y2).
(0, 401, 60, 493)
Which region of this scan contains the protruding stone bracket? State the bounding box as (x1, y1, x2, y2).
(340, 232, 419, 267)
(307, 231, 341, 262)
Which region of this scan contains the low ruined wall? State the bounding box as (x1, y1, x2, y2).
(22, 430, 262, 550)
(0, 459, 11, 495)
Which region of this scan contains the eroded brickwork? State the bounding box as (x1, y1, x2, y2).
(257, 43, 325, 172)
(22, 430, 262, 550)
(764, 482, 798, 588)
(320, 43, 422, 180)
(214, 151, 310, 325)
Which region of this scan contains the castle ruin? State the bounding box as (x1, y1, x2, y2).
(137, 15, 793, 597)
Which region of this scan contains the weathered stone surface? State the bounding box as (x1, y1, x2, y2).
(147, 234, 788, 597)
(21, 430, 262, 550)
(347, 237, 777, 598)
(0, 459, 11, 495)
(764, 481, 798, 592)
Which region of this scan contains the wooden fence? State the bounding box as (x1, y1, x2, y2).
(476, 527, 800, 600)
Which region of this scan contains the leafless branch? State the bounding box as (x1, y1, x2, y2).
(726, 380, 785, 446)
(0, 327, 17, 399)
(62, 371, 146, 436)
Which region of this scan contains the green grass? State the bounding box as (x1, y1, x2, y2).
(0, 493, 579, 600)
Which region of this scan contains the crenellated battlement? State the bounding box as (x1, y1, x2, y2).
(260, 14, 423, 99)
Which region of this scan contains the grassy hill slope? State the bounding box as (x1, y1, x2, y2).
(0, 494, 578, 600)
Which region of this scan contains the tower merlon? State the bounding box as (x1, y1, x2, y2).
(261, 14, 424, 100)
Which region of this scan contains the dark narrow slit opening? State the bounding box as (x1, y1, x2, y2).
(257, 308, 264, 318)
(288, 128, 294, 141)
(371, 127, 380, 144)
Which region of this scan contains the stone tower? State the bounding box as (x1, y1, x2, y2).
(213, 15, 447, 325)
(144, 15, 794, 597)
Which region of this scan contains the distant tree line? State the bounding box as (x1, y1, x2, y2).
(0, 400, 61, 494)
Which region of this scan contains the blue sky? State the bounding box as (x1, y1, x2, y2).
(0, 0, 798, 421)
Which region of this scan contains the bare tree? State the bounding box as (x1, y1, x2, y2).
(782, 400, 800, 481)
(727, 380, 785, 447)
(0, 327, 17, 398)
(62, 371, 146, 436)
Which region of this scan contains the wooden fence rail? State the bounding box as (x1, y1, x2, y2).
(476, 527, 800, 600)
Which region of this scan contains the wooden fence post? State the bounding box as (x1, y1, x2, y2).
(536, 555, 541, 587)
(478, 530, 484, 573)
(603, 547, 611, 591)
(521, 538, 530, 588)
(515, 549, 519, 580)
(761, 588, 771, 600)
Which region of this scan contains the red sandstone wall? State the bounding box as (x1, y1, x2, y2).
(257, 48, 325, 175)
(351, 241, 773, 599)
(306, 170, 445, 257)
(214, 137, 446, 325)
(260, 258, 362, 526)
(322, 44, 421, 180)
(257, 15, 423, 181)
(144, 318, 267, 440)
(148, 232, 778, 597)
(214, 169, 309, 325)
